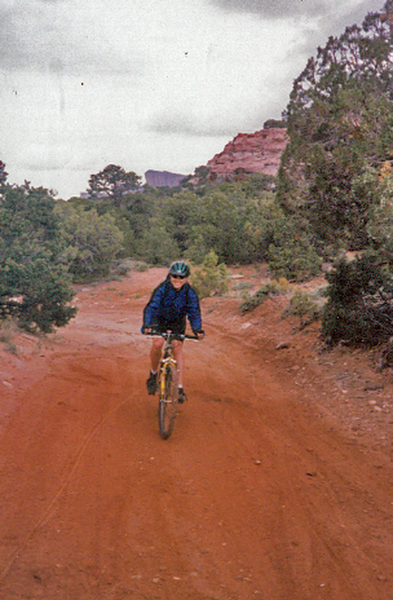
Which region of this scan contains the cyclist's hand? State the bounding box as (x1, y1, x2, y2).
(144, 327, 152, 334)
(193, 329, 205, 340)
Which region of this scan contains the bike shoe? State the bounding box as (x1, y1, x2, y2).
(178, 388, 187, 404)
(146, 372, 158, 395)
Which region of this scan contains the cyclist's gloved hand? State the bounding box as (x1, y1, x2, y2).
(141, 325, 152, 334)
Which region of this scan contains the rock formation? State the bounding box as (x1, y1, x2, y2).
(145, 125, 288, 188)
(205, 127, 288, 180)
(145, 170, 186, 188)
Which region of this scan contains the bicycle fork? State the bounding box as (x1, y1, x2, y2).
(159, 357, 177, 402)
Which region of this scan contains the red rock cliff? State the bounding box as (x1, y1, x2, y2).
(206, 127, 288, 179)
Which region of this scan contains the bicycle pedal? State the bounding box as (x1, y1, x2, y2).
(178, 390, 187, 404)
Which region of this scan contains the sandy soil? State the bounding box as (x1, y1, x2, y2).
(0, 267, 392, 600)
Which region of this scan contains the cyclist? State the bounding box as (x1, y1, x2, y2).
(142, 261, 204, 403)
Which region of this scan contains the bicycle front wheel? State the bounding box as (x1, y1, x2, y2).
(158, 363, 178, 439)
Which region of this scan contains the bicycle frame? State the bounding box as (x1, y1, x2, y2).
(158, 339, 178, 402)
(145, 331, 198, 439)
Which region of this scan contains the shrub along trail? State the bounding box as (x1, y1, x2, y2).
(0, 268, 392, 600)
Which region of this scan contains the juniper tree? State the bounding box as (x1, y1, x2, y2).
(277, 0, 393, 253)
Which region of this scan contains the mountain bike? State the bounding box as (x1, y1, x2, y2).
(148, 331, 198, 439)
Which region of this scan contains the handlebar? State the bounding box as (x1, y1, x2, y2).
(144, 330, 199, 341)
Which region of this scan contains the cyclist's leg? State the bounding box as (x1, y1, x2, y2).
(150, 337, 165, 372)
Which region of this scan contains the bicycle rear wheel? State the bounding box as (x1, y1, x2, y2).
(158, 363, 178, 439)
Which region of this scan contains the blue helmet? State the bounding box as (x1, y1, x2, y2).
(169, 260, 190, 278)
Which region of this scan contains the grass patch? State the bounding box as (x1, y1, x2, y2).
(109, 258, 149, 279)
(240, 278, 291, 314)
(283, 287, 327, 329)
(232, 281, 254, 292)
(0, 319, 18, 355)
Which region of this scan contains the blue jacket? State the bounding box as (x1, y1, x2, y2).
(142, 277, 202, 333)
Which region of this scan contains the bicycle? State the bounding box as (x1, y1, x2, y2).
(147, 331, 198, 439)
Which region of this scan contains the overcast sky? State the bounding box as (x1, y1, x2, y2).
(0, 0, 383, 198)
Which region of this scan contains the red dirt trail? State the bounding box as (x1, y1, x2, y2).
(0, 268, 392, 600)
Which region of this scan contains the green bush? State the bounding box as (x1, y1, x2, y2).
(16, 264, 77, 334)
(190, 251, 229, 299)
(183, 183, 277, 265)
(268, 235, 322, 282)
(322, 253, 393, 346)
(266, 215, 322, 282)
(283, 290, 321, 327)
(58, 206, 124, 282)
(0, 182, 77, 333)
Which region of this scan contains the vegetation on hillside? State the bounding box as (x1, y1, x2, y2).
(277, 0, 393, 255)
(277, 0, 393, 347)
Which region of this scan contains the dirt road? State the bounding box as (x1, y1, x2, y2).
(0, 268, 392, 599)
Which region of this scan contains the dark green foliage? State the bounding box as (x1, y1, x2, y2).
(0, 181, 77, 333)
(267, 217, 322, 282)
(0, 161, 8, 185)
(367, 171, 393, 266)
(183, 183, 276, 265)
(115, 175, 279, 268)
(181, 166, 212, 193)
(69, 165, 324, 281)
(57, 205, 124, 281)
(137, 218, 180, 265)
(322, 253, 393, 346)
(263, 119, 286, 129)
(277, 1, 393, 252)
(160, 190, 201, 254)
(15, 263, 76, 333)
(74, 168, 323, 282)
(118, 192, 155, 243)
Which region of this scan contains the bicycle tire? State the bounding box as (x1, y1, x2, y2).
(158, 362, 178, 439)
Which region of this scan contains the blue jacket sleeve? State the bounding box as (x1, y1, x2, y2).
(187, 288, 203, 332)
(143, 284, 165, 329)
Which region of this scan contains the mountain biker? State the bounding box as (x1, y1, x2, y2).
(141, 260, 204, 403)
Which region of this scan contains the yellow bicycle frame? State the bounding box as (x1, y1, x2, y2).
(159, 351, 177, 400)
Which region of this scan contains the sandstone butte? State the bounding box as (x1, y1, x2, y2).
(144, 127, 289, 187)
(206, 127, 288, 179)
(144, 169, 186, 188)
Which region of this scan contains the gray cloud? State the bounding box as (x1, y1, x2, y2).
(148, 111, 237, 138)
(330, 0, 384, 32)
(0, 3, 145, 75)
(209, 0, 333, 19)
(210, 0, 384, 25)
(287, 0, 384, 64)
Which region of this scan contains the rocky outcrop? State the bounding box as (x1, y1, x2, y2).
(205, 127, 288, 180)
(145, 126, 288, 188)
(145, 170, 186, 188)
